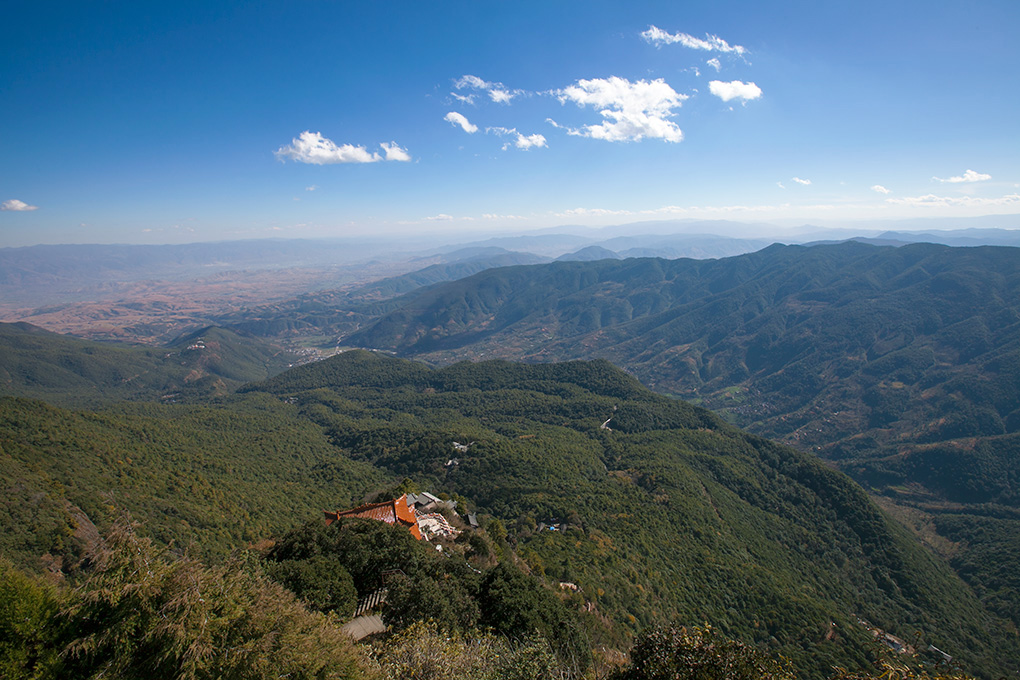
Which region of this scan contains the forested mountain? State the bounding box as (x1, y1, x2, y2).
(3, 348, 1018, 677)
(341, 242, 1020, 632)
(0, 322, 292, 406)
(344, 242, 1018, 488)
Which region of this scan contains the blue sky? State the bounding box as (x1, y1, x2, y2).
(2, 1, 1018, 246)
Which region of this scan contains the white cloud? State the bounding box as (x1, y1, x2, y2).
(445, 111, 478, 134)
(933, 169, 992, 183)
(380, 142, 411, 162)
(275, 131, 411, 164)
(456, 75, 487, 89)
(777, 182, 786, 189)
(487, 127, 548, 150)
(426, 213, 455, 221)
(488, 89, 515, 104)
(1, 199, 39, 211)
(305, 185, 318, 191)
(641, 26, 747, 56)
(454, 74, 522, 104)
(871, 184, 891, 194)
(553, 76, 687, 142)
(706, 58, 721, 72)
(515, 133, 547, 149)
(886, 193, 1020, 207)
(708, 80, 762, 103)
(792, 177, 811, 185)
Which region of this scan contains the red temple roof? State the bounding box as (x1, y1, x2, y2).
(324, 493, 422, 540)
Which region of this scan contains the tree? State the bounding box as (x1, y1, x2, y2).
(0, 559, 64, 679)
(613, 624, 795, 680)
(60, 521, 370, 680)
(266, 555, 358, 616)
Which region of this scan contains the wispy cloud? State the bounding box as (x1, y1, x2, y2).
(556, 207, 635, 218)
(641, 26, 747, 56)
(425, 213, 455, 221)
(871, 184, 891, 194)
(709, 80, 762, 103)
(454, 74, 523, 104)
(706, 58, 721, 72)
(887, 193, 1019, 207)
(933, 169, 991, 183)
(305, 185, 318, 191)
(1, 199, 39, 211)
(445, 111, 478, 134)
(792, 177, 811, 185)
(275, 131, 410, 164)
(488, 126, 547, 150)
(483, 213, 528, 220)
(552, 77, 687, 142)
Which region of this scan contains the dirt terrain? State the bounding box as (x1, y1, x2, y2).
(0, 261, 412, 344)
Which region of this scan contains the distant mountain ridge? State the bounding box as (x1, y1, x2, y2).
(340, 242, 1020, 630)
(345, 242, 1020, 454)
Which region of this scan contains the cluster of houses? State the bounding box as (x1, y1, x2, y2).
(856, 617, 921, 658)
(324, 491, 479, 542)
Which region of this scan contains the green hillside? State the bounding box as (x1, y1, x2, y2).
(338, 242, 1020, 628)
(239, 352, 1017, 677)
(0, 322, 293, 406)
(3, 347, 1018, 676)
(0, 393, 385, 567)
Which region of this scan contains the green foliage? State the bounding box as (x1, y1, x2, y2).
(0, 322, 293, 407)
(3, 348, 1019, 678)
(265, 518, 586, 668)
(245, 352, 1017, 679)
(933, 512, 1020, 629)
(267, 555, 358, 616)
(384, 570, 481, 634)
(478, 562, 591, 669)
(374, 619, 560, 680)
(60, 521, 369, 680)
(0, 394, 384, 566)
(828, 659, 979, 680)
(0, 560, 63, 679)
(266, 519, 428, 596)
(613, 624, 795, 680)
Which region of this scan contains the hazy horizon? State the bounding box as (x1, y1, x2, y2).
(3, 214, 1020, 251)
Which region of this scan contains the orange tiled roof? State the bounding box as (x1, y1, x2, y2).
(325, 493, 422, 540)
